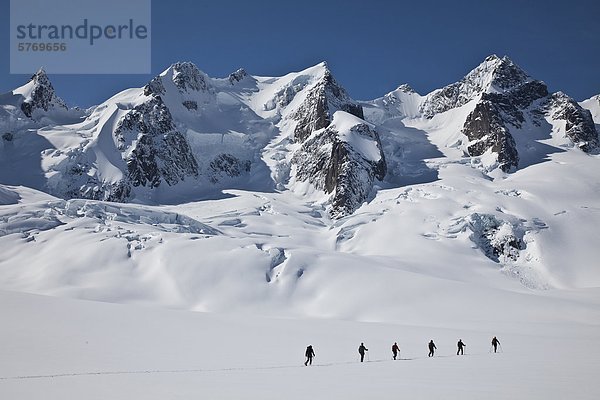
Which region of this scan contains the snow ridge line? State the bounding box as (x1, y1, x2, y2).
(0, 356, 487, 380)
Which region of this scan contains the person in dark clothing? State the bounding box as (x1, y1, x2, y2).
(392, 342, 400, 360)
(304, 345, 315, 366)
(492, 336, 500, 353)
(428, 340, 437, 357)
(358, 343, 368, 362)
(457, 339, 466, 355)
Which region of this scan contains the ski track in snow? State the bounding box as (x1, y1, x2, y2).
(0, 355, 494, 381)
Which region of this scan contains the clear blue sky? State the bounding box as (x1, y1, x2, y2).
(1, 0, 599, 107)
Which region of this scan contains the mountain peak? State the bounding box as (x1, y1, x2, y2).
(470, 54, 530, 92)
(291, 61, 331, 82)
(169, 62, 211, 93)
(13, 68, 67, 117)
(33, 67, 48, 80)
(396, 84, 416, 94)
(228, 68, 249, 84)
(21, 68, 52, 93)
(145, 61, 213, 96)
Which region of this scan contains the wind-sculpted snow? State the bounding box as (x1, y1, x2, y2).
(264, 75, 310, 112)
(581, 94, 600, 124)
(0, 186, 20, 205)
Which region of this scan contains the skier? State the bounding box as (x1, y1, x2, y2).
(304, 345, 315, 366)
(491, 336, 500, 353)
(358, 342, 368, 362)
(428, 340, 437, 357)
(457, 339, 466, 355)
(392, 342, 400, 360)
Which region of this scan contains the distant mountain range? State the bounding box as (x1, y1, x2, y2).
(1, 55, 598, 218)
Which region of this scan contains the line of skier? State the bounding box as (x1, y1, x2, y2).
(304, 336, 501, 365)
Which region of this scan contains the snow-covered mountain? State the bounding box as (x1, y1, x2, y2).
(0, 56, 600, 287)
(0, 69, 83, 136)
(363, 55, 598, 173)
(1, 54, 599, 300)
(3, 56, 597, 216)
(1, 55, 600, 399)
(1, 61, 385, 217)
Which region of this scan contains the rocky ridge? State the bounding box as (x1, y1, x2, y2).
(19, 69, 68, 118)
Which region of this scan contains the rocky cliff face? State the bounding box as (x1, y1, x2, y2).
(420, 55, 597, 171)
(281, 64, 386, 217)
(115, 96, 199, 189)
(420, 55, 531, 119)
(462, 77, 549, 171)
(547, 92, 599, 152)
(292, 113, 386, 218)
(7, 56, 595, 219)
(292, 67, 364, 143)
(463, 100, 520, 172)
(19, 69, 68, 118)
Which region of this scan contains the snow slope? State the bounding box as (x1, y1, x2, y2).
(1, 289, 599, 400)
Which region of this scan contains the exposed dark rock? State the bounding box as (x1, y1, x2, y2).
(78, 180, 132, 202)
(182, 100, 198, 110)
(228, 68, 248, 84)
(420, 55, 531, 118)
(482, 55, 530, 90)
(2, 132, 13, 142)
(396, 84, 416, 94)
(54, 146, 133, 202)
(19, 69, 67, 118)
(480, 80, 549, 128)
(292, 122, 386, 218)
(292, 69, 364, 143)
(144, 62, 213, 96)
(171, 62, 212, 93)
(115, 96, 199, 188)
(435, 57, 551, 173)
(547, 92, 599, 152)
(463, 100, 519, 172)
(208, 153, 251, 184)
(143, 76, 165, 96)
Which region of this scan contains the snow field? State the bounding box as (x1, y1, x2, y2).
(1, 289, 599, 400)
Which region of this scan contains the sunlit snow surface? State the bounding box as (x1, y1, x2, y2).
(1, 59, 600, 398)
(1, 144, 600, 398)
